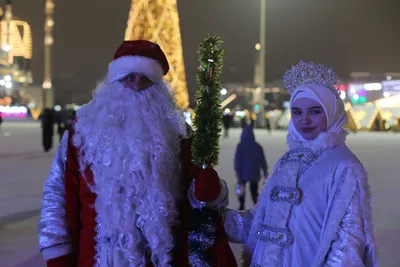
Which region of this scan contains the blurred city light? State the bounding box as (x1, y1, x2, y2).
(5, 81, 12, 89)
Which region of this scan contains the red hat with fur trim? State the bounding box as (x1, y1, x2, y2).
(108, 40, 169, 83)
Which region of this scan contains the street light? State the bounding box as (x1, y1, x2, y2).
(258, 0, 267, 127)
(43, 0, 55, 108)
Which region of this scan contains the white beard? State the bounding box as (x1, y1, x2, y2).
(72, 78, 188, 266)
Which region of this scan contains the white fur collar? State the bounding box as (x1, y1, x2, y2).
(286, 129, 348, 155)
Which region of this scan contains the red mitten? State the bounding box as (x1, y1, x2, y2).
(194, 168, 221, 202)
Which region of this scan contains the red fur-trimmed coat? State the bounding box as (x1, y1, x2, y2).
(39, 128, 237, 267)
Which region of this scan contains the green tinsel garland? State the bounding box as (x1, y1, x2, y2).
(188, 34, 225, 267)
(192, 34, 224, 167)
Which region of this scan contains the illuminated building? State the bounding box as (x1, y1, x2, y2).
(0, 1, 33, 99)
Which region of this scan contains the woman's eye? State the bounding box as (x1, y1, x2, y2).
(292, 110, 301, 115)
(311, 110, 321, 114)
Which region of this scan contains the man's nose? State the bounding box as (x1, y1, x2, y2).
(131, 76, 140, 87)
(129, 75, 144, 91)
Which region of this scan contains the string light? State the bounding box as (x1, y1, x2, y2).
(380, 109, 400, 129)
(346, 103, 362, 130)
(367, 108, 381, 129)
(0, 6, 33, 86)
(0, 19, 32, 60)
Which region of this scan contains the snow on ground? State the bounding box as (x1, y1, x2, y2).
(0, 122, 399, 266)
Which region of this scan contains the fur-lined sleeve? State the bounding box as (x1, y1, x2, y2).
(38, 131, 72, 260)
(223, 208, 255, 244)
(188, 178, 229, 209)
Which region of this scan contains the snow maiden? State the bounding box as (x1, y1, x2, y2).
(223, 61, 378, 267)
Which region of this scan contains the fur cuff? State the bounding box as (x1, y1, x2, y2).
(108, 56, 164, 83)
(41, 243, 73, 261)
(189, 179, 229, 209)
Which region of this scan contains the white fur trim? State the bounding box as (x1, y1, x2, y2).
(287, 129, 348, 154)
(41, 243, 73, 260)
(108, 56, 164, 83)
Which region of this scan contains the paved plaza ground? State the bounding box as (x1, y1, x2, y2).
(0, 122, 399, 266)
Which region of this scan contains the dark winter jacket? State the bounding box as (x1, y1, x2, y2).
(234, 126, 268, 182)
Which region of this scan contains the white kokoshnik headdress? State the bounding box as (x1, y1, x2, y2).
(283, 61, 341, 97)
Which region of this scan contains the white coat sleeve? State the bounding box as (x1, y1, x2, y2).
(223, 208, 255, 244)
(325, 182, 366, 266)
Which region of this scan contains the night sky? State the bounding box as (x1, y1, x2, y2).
(13, 0, 400, 107)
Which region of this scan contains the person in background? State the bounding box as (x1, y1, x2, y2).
(222, 112, 234, 137)
(0, 112, 3, 131)
(234, 125, 268, 210)
(265, 113, 272, 134)
(39, 108, 54, 152)
(54, 109, 66, 142)
(64, 109, 76, 132)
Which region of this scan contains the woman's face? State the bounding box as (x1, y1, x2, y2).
(291, 98, 327, 140)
